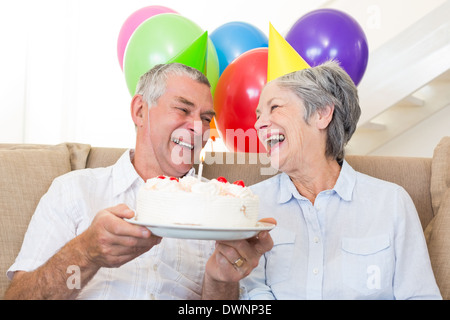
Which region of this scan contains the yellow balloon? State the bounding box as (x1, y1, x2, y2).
(267, 23, 310, 82)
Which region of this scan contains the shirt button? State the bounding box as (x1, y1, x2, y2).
(149, 293, 156, 300)
(313, 268, 319, 275)
(314, 236, 320, 243)
(153, 264, 158, 271)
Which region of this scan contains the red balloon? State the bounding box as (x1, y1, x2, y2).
(214, 48, 268, 153)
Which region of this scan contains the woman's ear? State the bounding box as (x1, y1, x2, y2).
(131, 94, 146, 128)
(316, 104, 334, 130)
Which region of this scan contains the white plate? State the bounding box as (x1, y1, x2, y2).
(125, 218, 275, 240)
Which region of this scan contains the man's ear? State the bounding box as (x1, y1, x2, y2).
(316, 104, 334, 130)
(131, 94, 146, 128)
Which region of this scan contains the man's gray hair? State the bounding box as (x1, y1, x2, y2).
(274, 60, 361, 162)
(135, 63, 210, 107)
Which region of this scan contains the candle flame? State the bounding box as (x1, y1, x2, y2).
(199, 148, 206, 162)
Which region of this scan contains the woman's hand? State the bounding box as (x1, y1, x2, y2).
(202, 218, 276, 299)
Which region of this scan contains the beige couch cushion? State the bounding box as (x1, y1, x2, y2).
(0, 143, 72, 298)
(86, 147, 128, 168)
(66, 143, 91, 170)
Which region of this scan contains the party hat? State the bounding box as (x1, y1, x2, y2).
(167, 31, 208, 75)
(267, 23, 310, 82)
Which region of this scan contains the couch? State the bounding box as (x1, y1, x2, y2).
(1, 137, 449, 299)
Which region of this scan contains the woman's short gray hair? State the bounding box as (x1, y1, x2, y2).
(274, 60, 361, 162)
(135, 63, 210, 107)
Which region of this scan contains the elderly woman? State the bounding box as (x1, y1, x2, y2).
(242, 61, 441, 300)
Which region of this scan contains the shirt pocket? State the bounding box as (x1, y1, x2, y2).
(341, 234, 394, 296)
(265, 226, 296, 286)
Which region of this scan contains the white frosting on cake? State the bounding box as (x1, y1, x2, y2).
(136, 175, 259, 228)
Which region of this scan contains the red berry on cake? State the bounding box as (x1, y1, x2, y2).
(217, 176, 228, 183)
(169, 177, 179, 182)
(157, 175, 166, 179)
(233, 180, 245, 187)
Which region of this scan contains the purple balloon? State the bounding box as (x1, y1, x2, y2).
(286, 9, 368, 86)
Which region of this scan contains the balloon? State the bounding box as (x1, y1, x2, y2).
(123, 13, 219, 96)
(117, 6, 177, 70)
(214, 48, 268, 153)
(210, 21, 268, 75)
(285, 9, 368, 86)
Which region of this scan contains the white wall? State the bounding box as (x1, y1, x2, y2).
(369, 104, 450, 157)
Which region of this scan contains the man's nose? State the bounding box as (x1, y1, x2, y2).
(187, 117, 203, 136)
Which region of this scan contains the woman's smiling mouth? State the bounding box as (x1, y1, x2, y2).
(265, 134, 285, 153)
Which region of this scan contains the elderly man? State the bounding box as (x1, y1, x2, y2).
(5, 63, 274, 300)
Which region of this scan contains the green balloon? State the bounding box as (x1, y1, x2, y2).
(123, 13, 219, 96)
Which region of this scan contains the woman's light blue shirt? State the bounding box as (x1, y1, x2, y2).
(242, 160, 441, 300)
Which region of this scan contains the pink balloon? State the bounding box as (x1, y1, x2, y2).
(117, 6, 178, 70)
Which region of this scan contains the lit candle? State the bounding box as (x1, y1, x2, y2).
(210, 135, 215, 153)
(198, 148, 205, 181)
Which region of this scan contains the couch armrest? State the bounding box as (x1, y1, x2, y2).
(427, 189, 450, 300)
(431, 136, 450, 215)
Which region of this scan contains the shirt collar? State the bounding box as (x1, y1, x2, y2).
(278, 172, 301, 204)
(277, 159, 356, 204)
(333, 160, 356, 201)
(112, 149, 142, 197)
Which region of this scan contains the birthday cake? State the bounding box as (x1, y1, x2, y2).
(135, 175, 259, 228)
